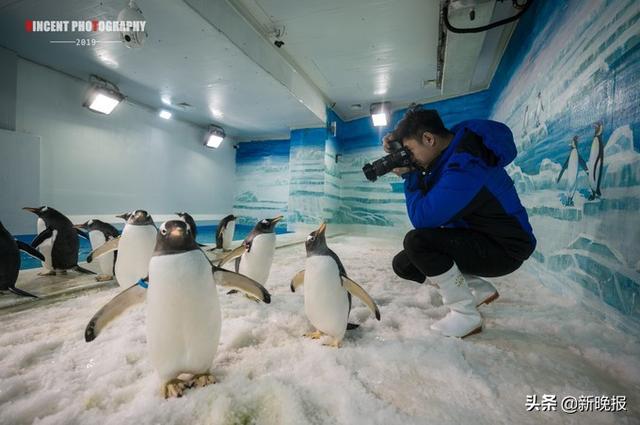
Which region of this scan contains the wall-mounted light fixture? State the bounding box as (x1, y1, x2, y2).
(370, 101, 391, 127)
(83, 75, 124, 115)
(205, 125, 225, 149)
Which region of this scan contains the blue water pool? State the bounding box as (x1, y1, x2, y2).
(17, 223, 291, 270)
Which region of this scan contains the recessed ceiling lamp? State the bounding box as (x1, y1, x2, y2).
(158, 110, 172, 119)
(205, 125, 225, 149)
(370, 102, 391, 127)
(83, 75, 124, 115)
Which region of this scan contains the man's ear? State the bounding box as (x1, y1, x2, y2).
(422, 131, 436, 147)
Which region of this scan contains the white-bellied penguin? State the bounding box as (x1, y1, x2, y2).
(217, 215, 283, 286)
(87, 210, 156, 287)
(587, 122, 605, 200)
(557, 136, 588, 206)
(214, 214, 236, 251)
(0, 221, 45, 297)
(290, 223, 380, 347)
(22, 206, 94, 276)
(84, 220, 271, 398)
(75, 219, 120, 282)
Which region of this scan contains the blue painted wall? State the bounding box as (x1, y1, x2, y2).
(235, 0, 640, 320)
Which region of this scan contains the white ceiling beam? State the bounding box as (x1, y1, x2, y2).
(440, 0, 496, 96)
(184, 0, 328, 124)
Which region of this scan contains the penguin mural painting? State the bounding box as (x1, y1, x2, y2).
(88, 210, 157, 287)
(217, 215, 283, 286)
(214, 214, 236, 251)
(587, 122, 605, 200)
(533, 91, 544, 127)
(22, 206, 94, 275)
(74, 220, 120, 282)
(84, 220, 271, 398)
(556, 136, 588, 206)
(290, 223, 381, 348)
(0, 221, 45, 297)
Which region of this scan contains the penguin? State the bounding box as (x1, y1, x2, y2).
(23, 206, 94, 275)
(521, 104, 529, 140)
(175, 212, 206, 247)
(214, 214, 236, 251)
(217, 215, 283, 286)
(290, 222, 380, 348)
(0, 221, 45, 297)
(88, 210, 156, 287)
(534, 91, 544, 127)
(74, 219, 120, 282)
(84, 220, 271, 398)
(587, 122, 605, 200)
(557, 136, 588, 206)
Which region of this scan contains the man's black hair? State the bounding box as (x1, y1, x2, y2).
(392, 106, 451, 141)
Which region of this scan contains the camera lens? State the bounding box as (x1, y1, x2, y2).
(362, 163, 378, 182)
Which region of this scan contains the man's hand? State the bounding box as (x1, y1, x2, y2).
(382, 133, 395, 153)
(392, 167, 412, 177)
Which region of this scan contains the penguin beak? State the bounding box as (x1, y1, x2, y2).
(23, 207, 39, 214)
(116, 213, 128, 219)
(271, 215, 284, 224)
(73, 224, 85, 230)
(317, 222, 327, 235)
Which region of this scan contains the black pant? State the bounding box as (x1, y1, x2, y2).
(392, 228, 523, 282)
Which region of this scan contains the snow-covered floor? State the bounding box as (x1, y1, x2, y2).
(0, 235, 638, 425)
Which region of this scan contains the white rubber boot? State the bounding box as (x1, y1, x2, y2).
(464, 274, 500, 307)
(430, 264, 482, 338)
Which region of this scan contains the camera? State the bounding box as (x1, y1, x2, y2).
(362, 140, 413, 182)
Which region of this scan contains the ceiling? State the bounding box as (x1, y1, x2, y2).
(0, 0, 518, 140)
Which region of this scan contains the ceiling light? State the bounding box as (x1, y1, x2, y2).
(205, 125, 225, 149)
(83, 76, 124, 115)
(159, 110, 172, 119)
(370, 102, 391, 127)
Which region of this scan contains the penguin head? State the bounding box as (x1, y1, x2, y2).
(74, 219, 100, 232)
(594, 122, 603, 136)
(305, 222, 329, 257)
(570, 136, 579, 148)
(122, 210, 153, 226)
(175, 212, 187, 219)
(22, 206, 64, 223)
(225, 214, 237, 222)
(254, 215, 283, 233)
(116, 212, 132, 222)
(155, 220, 198, 255)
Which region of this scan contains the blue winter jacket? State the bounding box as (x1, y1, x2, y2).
(403, 119, 536, 261)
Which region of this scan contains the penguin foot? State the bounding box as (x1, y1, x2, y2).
(303, 330, 324, 339)
(58, 270, 68, 275)
(38, 270, 56, 276)
(95, 274, 113, 282)
(191, 373, 216, 388)
(162, 379, 187, 399)
(323, 339, 342, 348)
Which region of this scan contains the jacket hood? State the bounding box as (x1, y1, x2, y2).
(451, 120, 517, 167)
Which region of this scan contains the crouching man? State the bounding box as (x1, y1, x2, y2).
(387, 107, 536, 338)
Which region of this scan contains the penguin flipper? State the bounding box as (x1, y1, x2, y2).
(213, 268, 271, 304)
(87, 237, 120, 263)
(290, 270, 305, 292)
(216, 244, 246, 267)
(84, 283, 146, 342)
(8, 285, 38, 298)
(346, 323, 360, 330)
(341, 276, 381, 321)
(579, 155, 588, 172)
(16, 240, 45, 261)
(31, 227, 53, 248)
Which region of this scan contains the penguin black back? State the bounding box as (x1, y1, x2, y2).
(23, 206, 78, 270)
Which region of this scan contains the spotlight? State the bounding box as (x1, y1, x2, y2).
(205, 125, 225, 149)
(370, 102, 391, 127)
(158, 110, 172, 120)
(83, 75, 124, 115)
